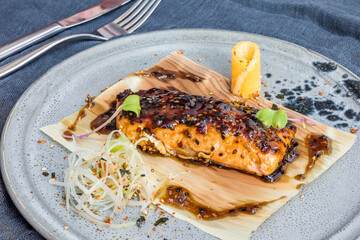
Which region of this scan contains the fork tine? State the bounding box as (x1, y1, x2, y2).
(124, 0, 161, 33)
(96, 0, 160, 38)
(118, 0, 149, 27)
(112, 0, 145, 25)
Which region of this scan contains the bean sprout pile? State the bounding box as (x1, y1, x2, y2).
(51, 130, 151, 228)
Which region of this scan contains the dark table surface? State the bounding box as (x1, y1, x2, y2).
(0, 0, 359, 239)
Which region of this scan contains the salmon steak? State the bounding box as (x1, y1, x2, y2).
(92, 88, 299, 182)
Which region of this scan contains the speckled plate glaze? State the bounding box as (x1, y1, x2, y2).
(1, 29, 359, 240)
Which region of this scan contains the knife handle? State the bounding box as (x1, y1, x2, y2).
(0, 23, 65, 61)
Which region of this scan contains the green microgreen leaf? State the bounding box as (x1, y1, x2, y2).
(272, 109, 288, 129)
(255, 108, 274, 127)
(255, 108, 288, 129)
(121, 95, 141, 117)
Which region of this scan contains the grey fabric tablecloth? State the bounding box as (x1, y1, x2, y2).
(0, 0, 359, 239)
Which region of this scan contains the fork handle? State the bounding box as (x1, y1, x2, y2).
(0, 34, 108, 79)
(0, 23, 65, 62)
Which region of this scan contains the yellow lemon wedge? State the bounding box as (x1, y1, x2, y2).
(231, 41, 261, 98)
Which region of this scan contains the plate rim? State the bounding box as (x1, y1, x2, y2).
(1, 28, 359, 240)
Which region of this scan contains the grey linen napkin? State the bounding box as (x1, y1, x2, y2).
(0, 0, 359, 239)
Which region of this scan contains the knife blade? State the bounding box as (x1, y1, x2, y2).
(0, 0, 131, 61)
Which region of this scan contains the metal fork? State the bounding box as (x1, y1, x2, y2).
(0, 0, 161, 79)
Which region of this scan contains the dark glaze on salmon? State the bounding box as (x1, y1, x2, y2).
(92, 88, 299, 182)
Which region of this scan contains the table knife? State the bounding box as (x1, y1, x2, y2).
(0, 0, 131, 61)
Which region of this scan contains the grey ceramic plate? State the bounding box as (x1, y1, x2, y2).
(1, 29, 360, 240)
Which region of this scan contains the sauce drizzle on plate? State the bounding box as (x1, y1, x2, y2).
(295, 134, 332, 181)
(157, 185, 285, 220)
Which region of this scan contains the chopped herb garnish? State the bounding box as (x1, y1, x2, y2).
(154, 217, 169, 226)
(255, 108, 288, 129)
(275, 94, 285, 99)
(271, 104, 279, 110)
(264, 92, 272, 98)
(42, 172, 49, 176)
(119, 169, 130, 176)
(136, 216, 146, 228)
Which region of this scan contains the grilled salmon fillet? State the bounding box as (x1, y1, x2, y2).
(92, 88, 299, 182)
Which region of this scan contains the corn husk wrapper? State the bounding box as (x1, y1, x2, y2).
(41, 52, 356, 240)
